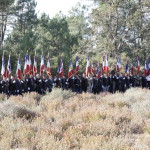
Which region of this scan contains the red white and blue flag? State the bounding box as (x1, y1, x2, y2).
(86, 56, 91, 77)
(46, 56, 51, 77)
(75, 56, 79, 74)
(29, 55, 32, 75)
(1, 55, 5, 77)
(104, 55, 109, 73)
(102, 56, 105, 73)
(68, 61, 74, 78)
(136, 57, 140, 74)
(24, 54, 30, 76)
(148, 57, 150, 75)
(125, 61, 129, 73)
(144, 60, 148, 76)
(16, 59, 22, 79)
(91, 62, 95, 75)
(116, 57, 122, 72)
(58, 57, 64, 77)
(40, 55, 45, 75)
(96, 61, 101, 79)
(33, 56, 37, 76)
(6, 55, 11, 78)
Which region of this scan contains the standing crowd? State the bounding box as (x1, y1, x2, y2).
(0, 72, 150, 96)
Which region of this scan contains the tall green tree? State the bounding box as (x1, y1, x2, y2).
(91, 0, 150, 62)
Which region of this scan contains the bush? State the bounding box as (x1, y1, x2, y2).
(0, 88, 150, 150)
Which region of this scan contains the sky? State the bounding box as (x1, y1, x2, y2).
(35, 0, 93, 17)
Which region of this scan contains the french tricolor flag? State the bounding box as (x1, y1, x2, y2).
(58, 57, 64, 77)
(16, 59, 22, 79)
(148, 57, 150, 75)
(136, 57, 140, 74)
(144, 60, 148, 76)
(6, 55, 11, 78)
(102, 56, 105, 72)
(1, 55, 5, 77)
(75, 56, 79, 74)
(68, 61, 74, 78)
(40, 55, 45, 75)
(33, 56, 37, 76)
(29, 55, 32, 75)
(46, 56, 51, 77)
(91, 62, 95, 75)
(86, 56, 91, 77)
(116, 57, 122, 72)
(104, 55, 109, 73)
(125, 61, 129, 73)
(24, 54, 30, 76)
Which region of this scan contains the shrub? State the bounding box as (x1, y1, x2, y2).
(0, 88, 150, 150)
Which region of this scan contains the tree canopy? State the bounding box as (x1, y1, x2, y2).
(1, 0, 150, 73)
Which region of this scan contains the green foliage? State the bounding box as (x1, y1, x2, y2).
(1, 0, 150, 75)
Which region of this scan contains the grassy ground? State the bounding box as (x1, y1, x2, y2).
(0, 88, 150, 150)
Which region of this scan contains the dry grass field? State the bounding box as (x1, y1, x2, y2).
(0, 88, 150, 150)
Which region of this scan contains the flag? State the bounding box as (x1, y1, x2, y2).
(116, 57, 122, 72)
(29, 55, 32, 75)
(148, 57, 150, 75)
(24, 54, 30, 76)
(75, 56, 79, 74)
(86, 56, 91, 77)
(68, 61, 74, 78)
(6, 55, 11, 78)
(102, 56, 105, 73)
(1, 55, 5, 77)
(125, 61, 129, 73)
(130, 60, 134, 75)
(91, 62, 95, 75)
(136, 56, 140, 74)
(46, 56, 51, 76)
(33, 56, 37, 76)
(58, 57, 64, 77)
(40, 55, 45, 75)
(144, 60, 148, 76)
(96, 61, 101, 79)
(104, 55, 109, 73)
(16, 59, 22, 79)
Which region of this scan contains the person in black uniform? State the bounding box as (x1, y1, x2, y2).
(129, 73, 136, 88)
(21, 76, 27, 93)
(68, 74, 75, 92)
(9, 75, 17, 95)
(120, 73, 127, 92)
(61, 75, 68, 90)
(125, 73, 130, 89)
(53, 75, 61, 88)
(92, 75, 98, 94)
(114, 73, 120, 92)
(47, 75, 53, 92)
(97, 76, 103, 94)
(108, 73, 114, 93)
(35, 74, 42, 94)
(81, 73, 88, 93)
(146, 74, 150, 89)
(1, 76, 9, 95)
(141, 73, 147, 88)
(135, 74, 141, 87)
(26, 74, 35, 92)
(102, 73, 109, 92)
(41, 74, 48, 94)
(74, 75, 82, 94)
(16, 78, 23, 95)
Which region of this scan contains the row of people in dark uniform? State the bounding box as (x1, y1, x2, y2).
(0, 72, 150, 96)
